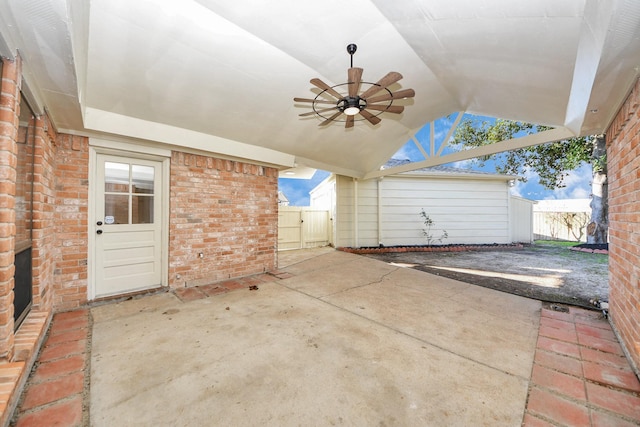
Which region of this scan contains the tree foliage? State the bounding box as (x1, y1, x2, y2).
(451, 118, 592, 189)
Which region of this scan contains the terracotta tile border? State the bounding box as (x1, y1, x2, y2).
(339, 243, 525, 254)
(173, 270, 291, 303)
(523, 305, 640, 426)
(0, 310, 50, 427)
(10, 309, 92, 427)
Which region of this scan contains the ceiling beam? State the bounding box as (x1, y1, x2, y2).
(363, 127, 575, 180)
(84, 107, 297, 168)
(412, 136, 429, 159)
(564, 0, 614, 135)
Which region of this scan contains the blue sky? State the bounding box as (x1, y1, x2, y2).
(278, 114, 593, 206)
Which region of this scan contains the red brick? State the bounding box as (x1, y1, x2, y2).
(45, 328, 88, 347)
(526, 387, 589, 426)
(540, 316, 576, 331)
(586, 382, 640, 420)
(573, 313, 610, 330)
(531, 364, 586, 401)
(21, 372, 84, 410)
(221, 280, 246, 290)
(534, 349, 583, 377)
(38, 339, 87, 363)
(32, 354, 85, 382)
(198, 284, 228, 297)
(539, 324, 578, 343)
(521, 413, 555, 427)
(173, 287, 206, 302)
(15, 395, 83, 427)
(577, 334, 625, 355)
(576, 323, 618, 342)
(541, 308, 573, 322)
(49, 315, 89, 335)
(583, 361, 640, 392)
(580, 347, 634, 370)
(537, 336, 581, 359)
(590, 408, 640, 427)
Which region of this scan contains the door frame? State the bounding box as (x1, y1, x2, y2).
(88, 138, 171, 300)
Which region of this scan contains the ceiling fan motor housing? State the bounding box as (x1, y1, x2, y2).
(338, 96, 366, 115)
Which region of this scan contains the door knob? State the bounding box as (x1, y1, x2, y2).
(96, 229, 103, 235)
(96, 221, 103, 226)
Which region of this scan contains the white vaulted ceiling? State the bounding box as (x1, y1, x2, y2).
(1, 0, 640, 177)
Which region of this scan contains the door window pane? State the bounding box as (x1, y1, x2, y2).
(132, 165, 154, 194)
(104, 162, 156, 225)
(104, 194, 129, 224)
(132, 195, 154, 224)
(105, 162, 129, 192)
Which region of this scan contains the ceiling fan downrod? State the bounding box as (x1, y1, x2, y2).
(347, 43, 357, 68)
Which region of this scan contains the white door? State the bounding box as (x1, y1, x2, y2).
(94, 155, 163, 298)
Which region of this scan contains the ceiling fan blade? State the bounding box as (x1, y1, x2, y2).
(348, 67, 363, 97)
(365, 104, 405, 114)
(299, 107, 338, 117)
(319, 110, 344, 126)
(345, 115, 354, 129)
(359, 71, 403, 99)
(366, 89, 416, 104)
(294, 97, 337, 105)
(310, 78, 344, 100)
(359, 109, 382, 126)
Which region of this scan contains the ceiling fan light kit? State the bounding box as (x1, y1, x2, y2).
(294, 44, 415, 128)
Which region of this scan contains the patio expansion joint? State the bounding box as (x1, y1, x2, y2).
(316, 267, 400, 298)
(280, 252, 355, 272)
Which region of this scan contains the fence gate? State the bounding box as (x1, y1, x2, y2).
(278, 207, 330, 251)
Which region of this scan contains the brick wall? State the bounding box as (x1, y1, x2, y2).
(52, 134, 88, 310)
(0, 54, 63, 359)
(0, 56, 281, 361)
(606, 76, 640, 373)
(0, 57, 20, 359)
(170, 152, 278, 287)
(31, 114, 57, 311)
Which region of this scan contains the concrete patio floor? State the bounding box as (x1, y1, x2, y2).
(11, 248, 640, 426)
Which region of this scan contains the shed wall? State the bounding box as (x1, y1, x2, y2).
(334, 174, 514, 248)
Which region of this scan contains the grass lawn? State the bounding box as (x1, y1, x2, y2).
(534, 240, 582, 248)
(534, 240, 608, 265)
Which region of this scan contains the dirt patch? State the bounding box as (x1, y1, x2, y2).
(363, 243, 609, 309)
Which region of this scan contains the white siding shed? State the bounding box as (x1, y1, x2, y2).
(311, 165, 534, 248)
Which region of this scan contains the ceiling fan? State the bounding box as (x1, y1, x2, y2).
(294, 44, 415, 128)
